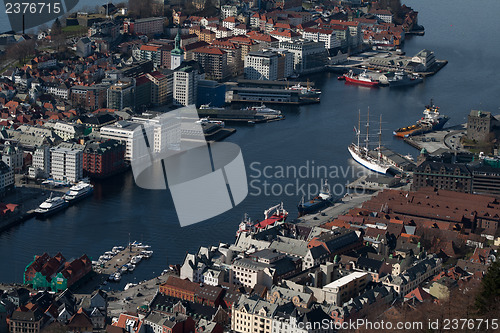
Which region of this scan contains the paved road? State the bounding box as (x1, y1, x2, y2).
(106, 272, 173, 318)
(295, 193, 376, 227)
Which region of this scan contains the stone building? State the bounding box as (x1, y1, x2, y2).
(467, 110, 499, 142)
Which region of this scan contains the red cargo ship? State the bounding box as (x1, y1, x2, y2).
(344, 70, 379, 87)
(236, 203, 288, 236)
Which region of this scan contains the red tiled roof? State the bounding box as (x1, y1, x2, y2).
(161, 276, 199, 293)
(404, 286, 432, 302)
(193, 46, 226, 55)
(140, 44, 160, 52)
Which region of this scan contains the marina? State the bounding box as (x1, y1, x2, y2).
(81, 242, 154, 292)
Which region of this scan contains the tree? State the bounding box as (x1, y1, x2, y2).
(128, 0, 154, 18)
(475, 255, 500, 315)
(51, 18, 62, 36)
(6, 39, 36, 65)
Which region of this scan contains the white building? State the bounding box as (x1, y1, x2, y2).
(322, 271, 370, 305)
(100, 121, 143, 161)
(222, 17, 237, 30)
(173, 62, 204, 106)
(202, 269, 224, 286)
(30, 145, 51, 178)
(0, 161, 14, 194)
(382, 255, 442, 296)
(244, 51, 278, 80)
(372, 9, 394, 23)
(233, 24, 248, 36)
(232, 295, 334, 333)
(45, 82, 71, 100)
(302, 28, 340, 49)
(229, 257, 274, 289)
(131, 114, 181, 154)
(50, 146, 83, 182)
(53, 122, 84, 141)
(221, 5, 237, 20)
(1, 143, 23, 173)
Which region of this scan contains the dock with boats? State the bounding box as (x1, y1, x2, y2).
(227, 79, 321, 105)
(93, 242, 153, 283)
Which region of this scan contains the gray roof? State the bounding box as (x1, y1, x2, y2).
(267, 286, 312, 305)
(233, 258, 270, 271)
(269, 236, 308, 257)
(235, 295, 278, 317)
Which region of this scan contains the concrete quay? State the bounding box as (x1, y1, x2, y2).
(106, 272, 173, 317)
(402, 124, 466, 153)
(0, 184, 52, 233)
(293, 192, 376, 227)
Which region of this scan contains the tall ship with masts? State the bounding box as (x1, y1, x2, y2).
(348, 110, 392, 174)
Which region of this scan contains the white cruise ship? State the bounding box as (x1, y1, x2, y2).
(35, 194, 69, 217)
(63, 182, 94, 202)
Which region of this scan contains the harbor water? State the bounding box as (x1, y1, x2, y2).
(1, 0, 499, 288)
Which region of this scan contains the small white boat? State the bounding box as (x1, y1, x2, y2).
(113, 273, 121, 282)
(108, 274, 115, 281)
(120, 266, 128, 273)
(124, 283, 137, 291)
(141, 250, 153, 258)
(130, 255, 142, 264)
(128, 264, 136, 272)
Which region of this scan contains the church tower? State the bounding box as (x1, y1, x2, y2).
(170, 31, 184, 70)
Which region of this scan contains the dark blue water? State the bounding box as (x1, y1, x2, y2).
(1, 0, 500, 288)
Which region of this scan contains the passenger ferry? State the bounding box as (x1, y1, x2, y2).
(62, 182, 94, 203)
(35, 193, 69, 217)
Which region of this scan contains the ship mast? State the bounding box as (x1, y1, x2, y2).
(365, 107, 370, 150)
(378, 114, 382, 161)
(357, 109, 361, 147)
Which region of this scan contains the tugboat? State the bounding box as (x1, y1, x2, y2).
(254, 203, 288, 230)
(62, 181, 94, 203)
(35, 193, 69, 217)
(344, 70, 379, 87)
(297, 179, 335, 217)
(393, 100, 449, 137)
(387, 71, 423, 87)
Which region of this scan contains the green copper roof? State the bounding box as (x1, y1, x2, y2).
(171, 31, 184, 56)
